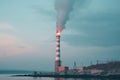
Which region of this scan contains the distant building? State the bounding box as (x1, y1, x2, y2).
(57, 66, 69, 72)
(90, 68, 103, 74)
(77, 66, 84, 72)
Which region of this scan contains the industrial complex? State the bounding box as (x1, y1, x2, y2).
(14, 30, 120, 79)
(54, 30, 120, 75)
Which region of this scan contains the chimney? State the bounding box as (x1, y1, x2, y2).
(55, 31, 61, 72)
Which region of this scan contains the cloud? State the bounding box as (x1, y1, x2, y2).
(62, 29, 88, 37)
(61, 0, 120, 47)
(0, 34, 37, 58)
(60, 43, 120, 66)
(0, 23, 14, 30)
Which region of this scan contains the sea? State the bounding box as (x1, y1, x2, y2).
(0, 70, 119, 80)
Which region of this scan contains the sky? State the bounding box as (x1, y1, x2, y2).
(0, 0, 120, 71)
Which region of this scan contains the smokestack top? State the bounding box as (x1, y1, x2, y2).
(56, 30, 61, 36)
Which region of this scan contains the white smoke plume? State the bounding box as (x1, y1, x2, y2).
(55, 0, 76, 32)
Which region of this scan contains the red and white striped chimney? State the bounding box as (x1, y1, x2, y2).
(55, 32, 61, 72)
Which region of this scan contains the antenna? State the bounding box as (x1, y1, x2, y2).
(73, 61, 77, 69)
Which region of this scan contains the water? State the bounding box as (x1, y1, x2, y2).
(0, 71, 119, 80)
(1, 74, 119, 80)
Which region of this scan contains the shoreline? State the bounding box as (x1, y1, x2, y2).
(13, 74, 120, 79)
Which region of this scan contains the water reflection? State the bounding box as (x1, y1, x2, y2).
(55, 78, 86, 80)
(55, 78, 65, 80)
(54, 78, 119, 80)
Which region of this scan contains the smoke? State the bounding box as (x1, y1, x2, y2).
(55, 0, 76, 32)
